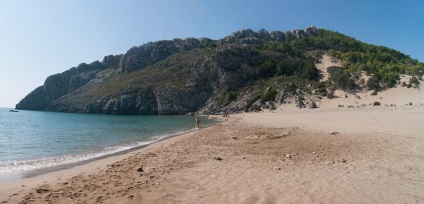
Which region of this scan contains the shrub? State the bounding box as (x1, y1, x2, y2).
(377, 71, 399, 88)
(373, 101, 381, 106)
(300, 58, 319, 80)
(257, 59, 276, 78)
(410, 76, 420, 86)
(279, 96, 285, 104)
(261, 89, 277, 102)
(250, 104, 261, 112)
(310, 50, 324, 62)
(297, 100, 304, 108)
(317, 82, 327, 96)
(366, 76, 380, 90)
(401, 81, 407, 87)
(327, 90, 334, 99)
(216, 91, 238, 106)
(257, 57, 318, 80)
(327, 66, 343, 75)
(328, 66, 356, 91)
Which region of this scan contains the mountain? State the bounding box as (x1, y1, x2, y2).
(16, 27, 424, 114)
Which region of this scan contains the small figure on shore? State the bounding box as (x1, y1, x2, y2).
(195, 116, 201, 128)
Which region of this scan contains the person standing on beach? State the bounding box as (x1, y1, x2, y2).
(195, 116, 201, 128)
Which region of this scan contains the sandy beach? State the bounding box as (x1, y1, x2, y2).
(1, 88, 424, 203)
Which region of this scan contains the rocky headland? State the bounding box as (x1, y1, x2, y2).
(16, 27, 423, 114)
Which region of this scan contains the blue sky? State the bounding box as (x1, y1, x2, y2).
(0, 0, 423, 108)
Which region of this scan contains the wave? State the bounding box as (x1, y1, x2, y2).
(0, 128, 197, 174)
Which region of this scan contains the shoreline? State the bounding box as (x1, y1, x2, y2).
(1, 106, 424, 203)
(0, 122, 220, 202)
(0, 115, 221, 182)
(3, 128, 192, 182)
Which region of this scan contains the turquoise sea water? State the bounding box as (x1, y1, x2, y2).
(0, 108, 216, 181)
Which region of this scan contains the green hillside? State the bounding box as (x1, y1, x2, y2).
(16, 27, 423, 114)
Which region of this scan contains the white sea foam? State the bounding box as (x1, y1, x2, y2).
(0, 128, 196, 174)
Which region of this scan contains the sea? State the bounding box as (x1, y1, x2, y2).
(0, 107, 217, 181)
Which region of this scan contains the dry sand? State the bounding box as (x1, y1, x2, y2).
(1, 88, 424, 203)
(315, 54, 342, 82)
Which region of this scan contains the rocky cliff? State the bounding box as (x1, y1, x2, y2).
(16, 27, 423, 114)
(16, 55, 121, 110)
(38, 45, 265, 114)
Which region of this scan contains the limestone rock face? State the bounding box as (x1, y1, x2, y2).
(16, 58, 118, 110)
(119, 41, 177, 73)
(213, 46, 257, 90)
(68, 70, 98, 93)
(102, 55, 122, 68)
(222, 26, 318, 43)
(15, 86, 47, 110)
(119, 38, 213, 73)
(43, 69, 77, 102)
(269, 30, 286, 41)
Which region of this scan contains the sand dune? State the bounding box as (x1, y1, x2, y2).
(315, 54, 342, 82)
(1, 87, 424, 203)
